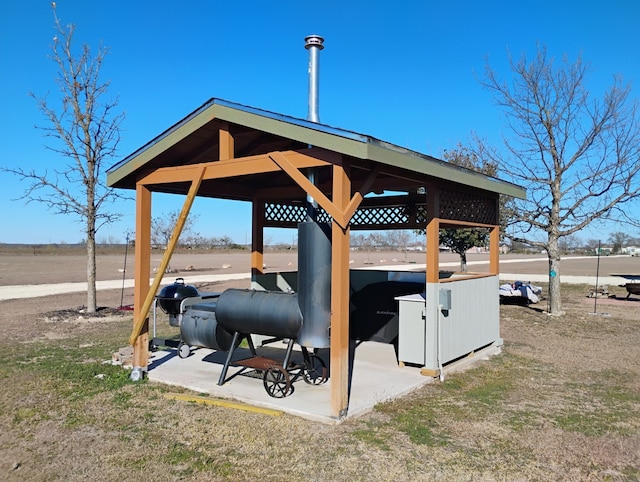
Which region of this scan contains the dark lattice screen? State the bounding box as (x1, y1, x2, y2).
(263, 189, 497, 229)
(439, 189, 497, 225)
(264, 202, 421, 230)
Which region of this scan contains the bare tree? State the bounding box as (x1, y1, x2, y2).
(608, 231, 631, 254)
(385, 230, 413, 252)
(584, 239, 602, 253)
(151, 210, 199, 273)
(357, 232, 385, 263)
(477, 47, 640, 315)
(558, 234, 582, 254)
(151, 210, 199, 248)
(2, 4, 125, 312)
(350, 233, 365, 250)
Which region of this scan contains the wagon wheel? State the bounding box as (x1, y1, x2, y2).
(177, 341, 191, 359)
(263, 366, 293, 398)
(303, 354, 328, 385)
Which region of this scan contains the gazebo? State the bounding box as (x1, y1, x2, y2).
(107, 97, 525, 419)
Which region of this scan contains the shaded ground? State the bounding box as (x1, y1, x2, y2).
(0, 249, 638, 480)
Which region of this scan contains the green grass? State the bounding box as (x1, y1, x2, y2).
(552, 369, 640, 436)
(2, 295, 638, 480)
(10, 341, 135, 399)
(365, 349, 640, 453)
(351, 421, 392, 451)
(0, 330, 247, 479)
(372, 353, 518, 447)
(163, 442, 236, 478)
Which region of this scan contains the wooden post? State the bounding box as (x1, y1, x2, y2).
(425, 188, 440, 283)
(132, 183, 151, 371)
(489, 225, 500, 275)
(129, 167, 206, 346)
(330, 161, 351, 419)
(251, 199, 264, 278)
(219, 122, 234, 161)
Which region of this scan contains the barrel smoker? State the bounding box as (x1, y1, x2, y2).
(150, 36, 333, 397)
(151, 221, 331, 398)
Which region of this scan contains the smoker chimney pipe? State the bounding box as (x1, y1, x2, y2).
(304, 35, 324, 221)
(305, 35, 324, 123)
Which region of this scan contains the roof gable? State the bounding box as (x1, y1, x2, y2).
(107, 98, 525, 201)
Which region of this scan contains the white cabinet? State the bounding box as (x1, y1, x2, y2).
(396, 293, 426, 365)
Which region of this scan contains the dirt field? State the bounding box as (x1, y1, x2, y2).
(0, 249, 639, 480)
(2, 248, 639, 286)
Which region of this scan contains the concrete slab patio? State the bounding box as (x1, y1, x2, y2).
(146, 339, 501, 424)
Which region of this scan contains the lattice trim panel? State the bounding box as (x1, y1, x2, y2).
(264, 203, 332, 225)
(352, 205, 410, 228)
(263, 202, 423, 229)
(439, 189, 497, 225)
(264, 193, 497, 229)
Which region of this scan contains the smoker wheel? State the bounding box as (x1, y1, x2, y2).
(303, 354, 328, 385)
(263, 366, 292, 398)
(177, 341, 191, 359)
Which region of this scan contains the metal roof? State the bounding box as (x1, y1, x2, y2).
(106, 98, 525, 201)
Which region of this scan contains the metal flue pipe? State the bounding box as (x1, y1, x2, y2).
(297, 35, 331, 350)
(305, 34, 324, 123)
(304, 35, 324, 221)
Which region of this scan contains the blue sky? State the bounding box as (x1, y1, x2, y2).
(1, 0, 639, 245)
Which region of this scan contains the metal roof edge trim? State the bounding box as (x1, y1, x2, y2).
(106, 97, 526, 200)
(210, 103, 370, 159)
(107, 99, 219, 187)
(365, 143, 526, 199)
(107, 98, 375, 186)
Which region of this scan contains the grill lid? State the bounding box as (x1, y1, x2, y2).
(157, 278, 199, 314)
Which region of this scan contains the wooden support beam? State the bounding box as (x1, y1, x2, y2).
(342, 165, 380, 222)
(219, 122, 234, 160)
(251, 199, 264, 277)
(330, 161, 351, 419)
(425, 188, 440, 284)
(133, 183, 151, 369)
(140, 149, 332, 185)
(129, 167, 206, 346)
(420, 367, 441, 378)
(489, 225, 500, 275)
(438, 219, 498, 229)
(269, 152, 347, 228)
(268, 151, 372, 230)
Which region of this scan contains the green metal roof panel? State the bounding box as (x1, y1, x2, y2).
(107, 98, 526, 200)
(106, 103, 216, 186)
(364, 142, 525, 199)
(210, 103, 370, 159)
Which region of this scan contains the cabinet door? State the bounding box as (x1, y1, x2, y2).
(398, 300, 425, 365)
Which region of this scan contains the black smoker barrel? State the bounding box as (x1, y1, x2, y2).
(297, 221, 332, 348)
(180, 302, 238, 351)
(215, 289, 303, 340)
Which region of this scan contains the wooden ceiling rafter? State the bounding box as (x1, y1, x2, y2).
(138, 148, 332, 186)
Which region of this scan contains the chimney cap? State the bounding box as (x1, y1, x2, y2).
(304, 35, 324, 50)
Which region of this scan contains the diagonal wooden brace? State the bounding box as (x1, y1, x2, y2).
(129, 166, 206, 346)
(268, 152, 378, 230)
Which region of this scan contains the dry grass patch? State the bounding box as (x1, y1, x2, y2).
(1, 283, 639, 480)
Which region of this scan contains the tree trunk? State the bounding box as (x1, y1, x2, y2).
(86, 215, 97, 313)
(547, 236, 563, 315)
